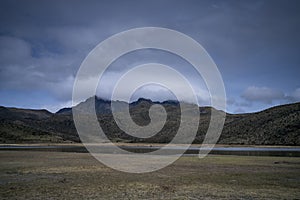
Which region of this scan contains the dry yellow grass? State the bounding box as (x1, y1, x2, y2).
(0, 151, 299, 199)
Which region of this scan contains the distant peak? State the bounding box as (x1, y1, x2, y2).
(136, 98, 153, 103)
(162, 100, 179, 105)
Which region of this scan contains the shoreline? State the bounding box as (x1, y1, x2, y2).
(1, 143, 300, 148)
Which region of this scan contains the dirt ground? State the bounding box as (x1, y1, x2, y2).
(0, 151, 299, 199)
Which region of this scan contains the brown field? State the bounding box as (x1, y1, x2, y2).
(0, 151, 299, 199)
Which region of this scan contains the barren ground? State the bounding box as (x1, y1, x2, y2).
(0, 151, 299, 199)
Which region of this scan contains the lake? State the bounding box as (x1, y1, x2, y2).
(0, 144, 299, 157)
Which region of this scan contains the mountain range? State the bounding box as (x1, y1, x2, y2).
(0, 96, 299, 145)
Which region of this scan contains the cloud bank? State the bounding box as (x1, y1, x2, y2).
(0, 0, 299, 113)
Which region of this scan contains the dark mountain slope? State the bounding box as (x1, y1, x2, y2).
(0, 106, 70, 143)
(0, 98, 299, 145)
(220, 103, 300, 145)
(0, 106, 52, 120)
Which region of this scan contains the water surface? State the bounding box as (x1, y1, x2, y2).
(0, 145, 299, 157)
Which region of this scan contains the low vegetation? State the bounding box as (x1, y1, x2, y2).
(0, 151, 299, 199)
(0, 97, 299, 145)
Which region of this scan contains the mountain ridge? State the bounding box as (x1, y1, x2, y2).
(0, 97, 299, 145)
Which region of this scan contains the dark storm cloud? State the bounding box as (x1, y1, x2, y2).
(0, 0, 299, 112)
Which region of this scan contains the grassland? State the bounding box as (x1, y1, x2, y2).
(0, 151, 299, 199)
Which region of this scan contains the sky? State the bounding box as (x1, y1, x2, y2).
(0, 0, 299, 113)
